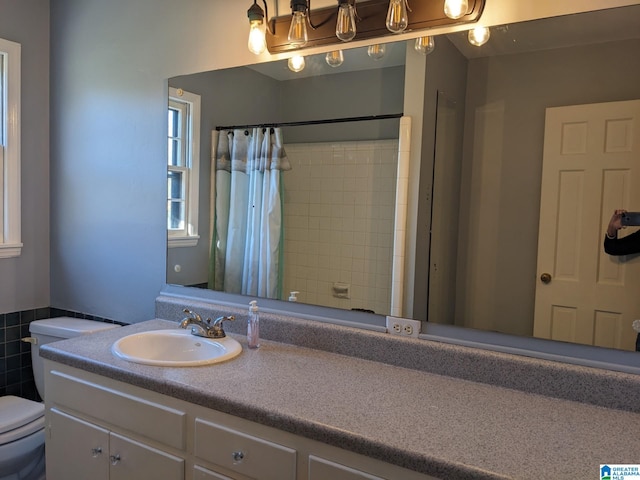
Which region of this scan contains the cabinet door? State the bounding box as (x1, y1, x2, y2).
(309, 455, 387, 480)
(47, 408, 110, 480)
(109, 432, 184, 480)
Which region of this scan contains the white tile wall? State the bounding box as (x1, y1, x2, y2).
(283, 139, 398, 315)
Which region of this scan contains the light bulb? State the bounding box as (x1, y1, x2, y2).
(288, 55, 306, 72)
(468, 26, 490, 46)
(288, 10, 308, 47)
(325, 50, 344, 67)
(247, 2, 267, 55)
(248, 20, 267, 55)
(444, 0, 468, 20)
(414, 36, 435, 55)
(336, 2, 356, 42)
(386, 0, 409, 34)
(367, 44, 386, 60)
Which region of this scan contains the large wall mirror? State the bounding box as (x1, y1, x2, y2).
(167, 4, 640, 358)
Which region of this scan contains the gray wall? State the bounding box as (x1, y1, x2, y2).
(50, 0, 260, 323)
(0, 0, 50, 315)
(280, 66, 404, 143)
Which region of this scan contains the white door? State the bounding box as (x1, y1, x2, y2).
(534, 99, 640, 350)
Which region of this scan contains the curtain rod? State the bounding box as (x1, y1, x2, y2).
(215, 113, 403, 131)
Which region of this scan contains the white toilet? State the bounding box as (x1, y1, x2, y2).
(0, 317, 120, 480)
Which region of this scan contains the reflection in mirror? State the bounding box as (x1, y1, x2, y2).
(418, 5, 640, 352)
(168, 42, 407, 318)
(167, 5, 640, 353)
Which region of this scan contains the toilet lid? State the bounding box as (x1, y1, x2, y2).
(0, 396, 44, 436)
(29, 317, 121, 337)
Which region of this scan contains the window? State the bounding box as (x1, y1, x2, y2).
(167, 88, 200, 248)
(0, 38, 21, 258)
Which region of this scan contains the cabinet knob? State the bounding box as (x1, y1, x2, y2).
(91, 447, 103, 458)
(110, 454, 121, 466)
(232, 451, 245, 463)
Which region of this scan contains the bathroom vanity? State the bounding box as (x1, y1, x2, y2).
(40, 316, 640, 480)
(44, 363, 433, 480)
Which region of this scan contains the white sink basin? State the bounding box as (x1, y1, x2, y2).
(111, 329, 242, 367)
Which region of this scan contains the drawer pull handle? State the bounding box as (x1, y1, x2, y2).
(110, 454, 121, 466)
(232, 451, 245, 463)
(91, 447, 103, 458)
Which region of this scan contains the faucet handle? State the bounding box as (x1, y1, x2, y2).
(211, 315, 235, 338)
(182, 308, 201, 322)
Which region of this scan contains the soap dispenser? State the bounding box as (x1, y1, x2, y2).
(247, 300, 260, 349)
(288, 291, 299, 302)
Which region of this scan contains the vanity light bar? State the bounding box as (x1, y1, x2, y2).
(265, 0, 485, 53)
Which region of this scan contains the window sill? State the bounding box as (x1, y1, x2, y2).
(0, 243, 23, 258)
(168, 235, 200, 248)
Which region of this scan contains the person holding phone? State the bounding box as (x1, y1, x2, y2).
(605, 209, 640, 352)
(604, 209, 640, 256)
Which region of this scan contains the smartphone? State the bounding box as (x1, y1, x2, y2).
(621, 212, 640, 226)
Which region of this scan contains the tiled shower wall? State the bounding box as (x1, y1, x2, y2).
(283, 139, 398, 315)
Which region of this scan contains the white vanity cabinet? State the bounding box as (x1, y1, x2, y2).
(44, 361, 437, 480)
(45, 366, 187, 480)
(47, 408, 184, 480)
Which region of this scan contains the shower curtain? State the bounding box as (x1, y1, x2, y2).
(209, 127, 291, 299)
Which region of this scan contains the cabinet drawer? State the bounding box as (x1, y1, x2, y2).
(309, 455, 387, 480)
(194, 418, 296, 480)
(193, 465, 234, 480)
(48, 370, 186, 450)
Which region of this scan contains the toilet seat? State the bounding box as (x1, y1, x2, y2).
(0, 396, 44, 445)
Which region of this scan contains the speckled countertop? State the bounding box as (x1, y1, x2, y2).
(40, 318, 640, 480)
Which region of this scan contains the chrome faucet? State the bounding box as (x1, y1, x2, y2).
(179, 308, 235, 339)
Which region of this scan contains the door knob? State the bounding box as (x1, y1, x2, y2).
(540, 273, 552, 284)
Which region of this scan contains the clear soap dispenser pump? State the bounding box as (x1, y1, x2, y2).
(247, 300, 260, 349)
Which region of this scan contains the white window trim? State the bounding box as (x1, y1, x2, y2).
(168, 87, 200, 248)
(0, 38, 21, 258)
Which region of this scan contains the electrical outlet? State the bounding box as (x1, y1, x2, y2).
(385, 316, 421, 338)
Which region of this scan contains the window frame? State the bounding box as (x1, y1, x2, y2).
(167, 87, 200, 248)
(0, 38, 21, 259)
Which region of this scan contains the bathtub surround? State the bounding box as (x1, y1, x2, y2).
(0, 307, 122, 399)
(283, 139, 398, 315)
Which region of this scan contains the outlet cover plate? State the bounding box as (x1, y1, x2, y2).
(385, 316, 421, 338)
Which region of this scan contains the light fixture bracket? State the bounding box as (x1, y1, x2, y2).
(266, 0, 485, 53)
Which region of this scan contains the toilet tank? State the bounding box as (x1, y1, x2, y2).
(28, 317, 121, 399)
